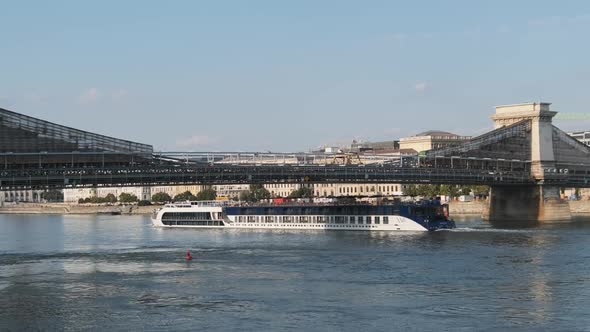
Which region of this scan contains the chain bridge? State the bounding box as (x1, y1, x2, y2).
(1, 102, 590, 222)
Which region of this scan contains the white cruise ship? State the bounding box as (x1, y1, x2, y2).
(151, 201, 454, 231)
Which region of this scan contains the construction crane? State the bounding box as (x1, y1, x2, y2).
(331, 152, 363, 165)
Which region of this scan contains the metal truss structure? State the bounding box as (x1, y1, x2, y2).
(2, 107, 590, 190)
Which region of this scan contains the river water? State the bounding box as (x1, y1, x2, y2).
(1, 214, 589, 331)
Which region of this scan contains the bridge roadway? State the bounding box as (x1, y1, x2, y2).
(1, 163, 537, 190)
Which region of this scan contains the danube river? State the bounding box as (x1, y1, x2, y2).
(1, 214, 590, 331)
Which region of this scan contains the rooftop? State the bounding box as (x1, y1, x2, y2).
(413, 130, 459, 137)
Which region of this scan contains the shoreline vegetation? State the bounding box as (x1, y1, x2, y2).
(2, 201, 590, 216)
(0, 203, 158, 215)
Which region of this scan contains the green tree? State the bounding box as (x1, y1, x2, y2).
(119, 192, 138, 203)
(417, 184, 437, 197)
(404, 184, 419, 197)
(251, 184, 271, 201)
(41, 190, 64, 202)
(288, 186, 314, 199)
(472, 185, 490, 197)
(459, 186, 472, 196)
(137, 200, 152, 206)
(173, 191, 196, 201)
(152, 192, 172, 203)
(78, 194, 117, 204)
(239, 191, 253, 202)
(440, 185, 460, 198)
(104, 193, 117, 203)
(196, 188, 217, 201)
(240, 184, 271, 202)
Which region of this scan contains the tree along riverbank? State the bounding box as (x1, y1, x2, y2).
(0, 203, 158, 215)
(2, 201, 590, 216)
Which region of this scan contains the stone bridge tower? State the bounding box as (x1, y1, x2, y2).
(486, 102, 571, 223)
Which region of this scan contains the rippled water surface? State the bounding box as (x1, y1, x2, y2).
(1, 214, 590, 331)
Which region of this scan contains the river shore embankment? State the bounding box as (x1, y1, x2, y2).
(0, 203, 157, 215)
(2, 201, 590, 216)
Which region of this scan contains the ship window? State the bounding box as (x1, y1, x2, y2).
(375, 217, 380, 224)
(161, 212, 212, 221)
(350, 216, 356, 224)
(358, 216, 363, 224)
(383, 216, 389, 224)
(366, 216, 372, 224)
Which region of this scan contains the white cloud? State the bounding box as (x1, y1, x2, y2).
(175, 135, 215, 149)
(78, 88, 101, 105)
(414, 82, 428, 93)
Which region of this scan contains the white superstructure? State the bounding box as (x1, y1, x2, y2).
(151, 201, 434, 231)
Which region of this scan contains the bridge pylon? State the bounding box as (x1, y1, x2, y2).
(486, 102, 571, 223)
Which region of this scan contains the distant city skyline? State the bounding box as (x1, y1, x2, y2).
(1, 1, 590, 151)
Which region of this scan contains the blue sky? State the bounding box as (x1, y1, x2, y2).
(1, 1, 590, 151)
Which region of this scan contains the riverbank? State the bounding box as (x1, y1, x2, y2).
(448, 201, 486, 216)
(448, 200, 590, 217)
(0, 203, 158, 215)
(3, 201, 590, 216)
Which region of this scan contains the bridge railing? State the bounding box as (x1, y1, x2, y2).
(0, 164, 535, 190)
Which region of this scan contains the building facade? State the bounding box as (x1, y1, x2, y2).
(212, 184, 250, 198)
(399, 130, 471, 153)
(264, 183, 404, 198)
(312, 183, 404, 197)
(1, 189, 46, 203)
(264, 183, 307, 198)
(567, 131, 590, 146)
(63, 185, 208, 202)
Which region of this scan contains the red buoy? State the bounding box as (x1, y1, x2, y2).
(185, 251, 192, 261)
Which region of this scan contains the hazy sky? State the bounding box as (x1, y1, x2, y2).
(1, 1, 590, 151)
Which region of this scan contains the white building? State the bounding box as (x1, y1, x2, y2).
(567, 131, 590, 146)
(264, 183, 307, 198)
(263, 183, 404, 198)
(400, 130, 471, 152)
(63, 187, 150, 202)
(1, 189, 46, 203)
(146, 185, 207, 200)
(63, 185, 208, 203)
(212, 184, 249, 198)
(312, 183, 404, 197)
